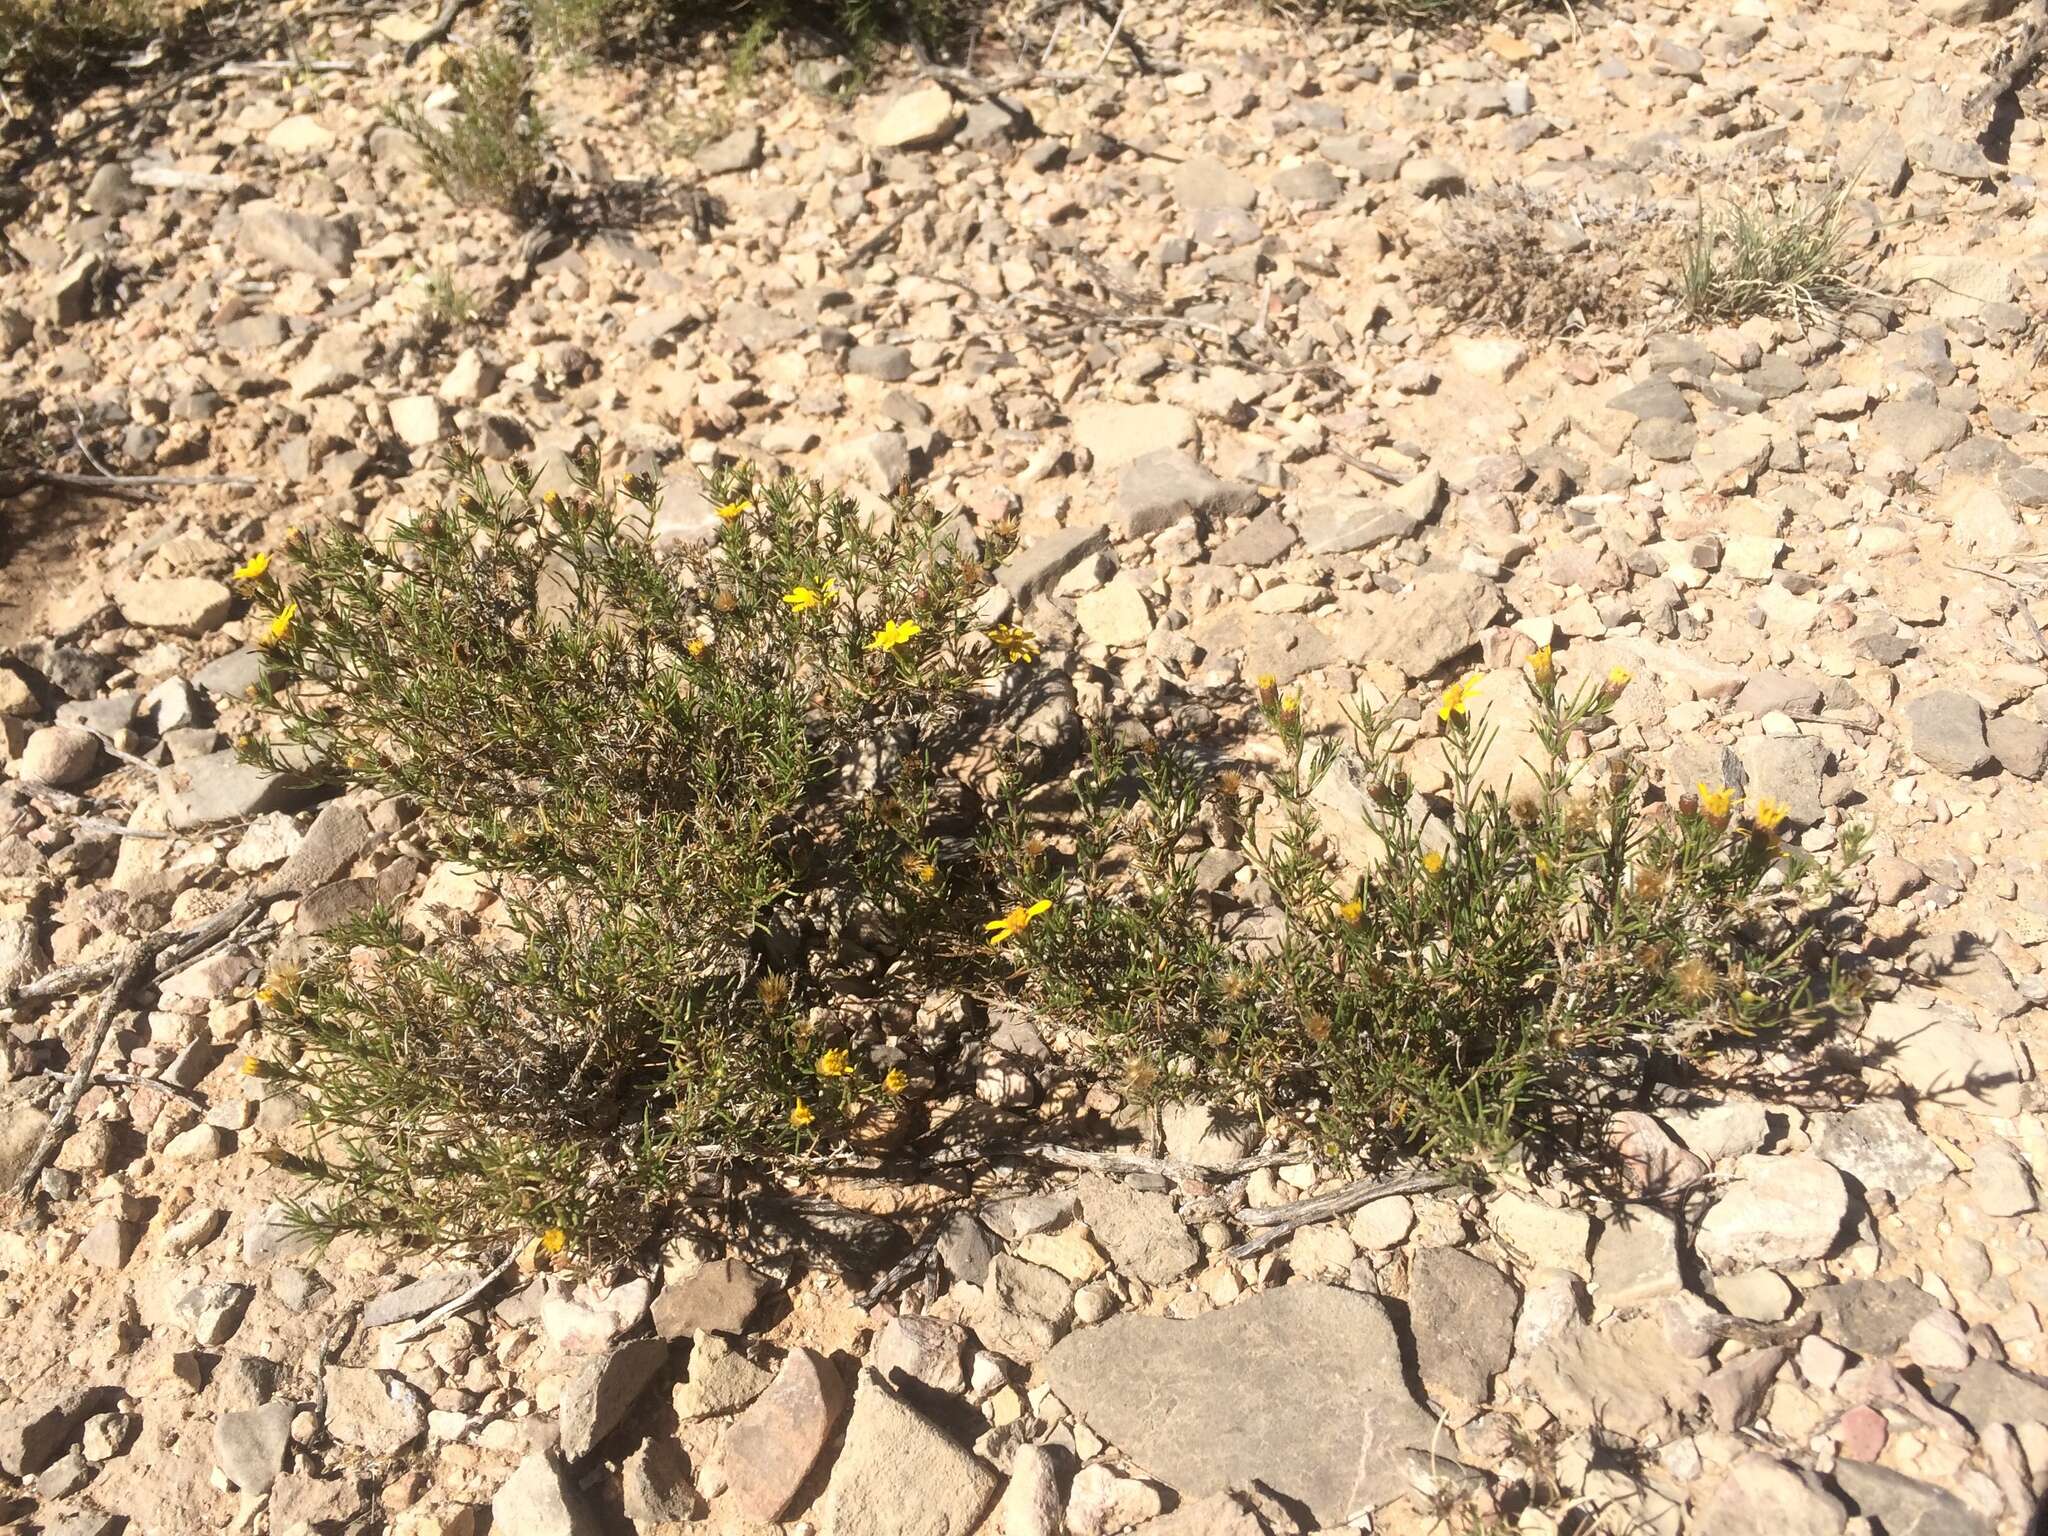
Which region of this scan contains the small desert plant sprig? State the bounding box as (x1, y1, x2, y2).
(390, 43, 550, 218)
(992, 652, 1859, 1166)
(236, 450, 1025, 1252)
(1681, 182, 1866, 325)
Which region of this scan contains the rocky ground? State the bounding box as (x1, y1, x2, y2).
(4, 0, 2048, 1530)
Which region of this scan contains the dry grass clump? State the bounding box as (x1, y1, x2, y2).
(0, 0, 169, 79)
(1405, 186, 1681, 337)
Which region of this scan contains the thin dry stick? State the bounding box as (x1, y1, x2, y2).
(9, 893, 262, 1197)
(394, 1247, 523, 1341)
(1037, 1143, 1297, 1185)
(402, 0, 481, 63)
(11, 944, 160, 1200)
(3, 893, 261, 1010)
(1226, 1170, 1455, 1259)
(31, 469, 259, 490)
(1965, 0, 2048, 120)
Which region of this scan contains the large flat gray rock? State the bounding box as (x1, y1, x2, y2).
(1046, 1284, 1435, 1523)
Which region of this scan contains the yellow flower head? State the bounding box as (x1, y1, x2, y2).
(789, 1098, 815, 1129)
(883, 1067, 909, 1095)
(867, 618, 923, 653)
(1256, 674, 1279, 709)
(1751, 797, 1788, 832)
(816, 1048, 851, 1078)
(233, 552, 271, 584)
(1338, 899, 1364, 926)
(685, 636, 710, 659)
(986, 898, 1053, 946)
(1422, 850, 1446, 874)
(1697, 783, 1735, 821)
(715, 499, 749, 523)
(989, 623, 1040, 663)
(1527, 645, 1554, 685)
(263, 601, 298, 647)
(239, 1055, 264, 1077)
(1606, 665, 1632, 693)
(782, 578, 838, 614)
(903, 854, 937, 884)
(539, 1227, 567, 1255)
(1437, 672, 1482, 724)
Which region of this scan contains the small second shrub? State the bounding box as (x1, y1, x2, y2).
(991, 660, 1860, 1168)
(392, 44, 551, 218)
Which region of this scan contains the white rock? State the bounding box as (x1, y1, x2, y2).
(1694, 1154, 1849, 1273)
(1076, 578, 1154, 649)
(390, 394, 447, 448)
(869, 82, 962, 150)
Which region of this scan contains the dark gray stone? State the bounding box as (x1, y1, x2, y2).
(1116, 450, 1263, 538)
(1904, 690, 1992, 776)
(1831, 1458, 1991, 1536)
(560, 1338, 669, 1463)
(1046, 1285, 1436, 1522)
(695, 124, 764, 175)
(214, 1400, 294, 1493)
(1210, 509, 1299, 567)
(997, 523, 1112, 607)
(1810, 1278, 1940, 1357)
(362, 1271, 479, 1328)
(1075, 1173, 1199, 1286)
(1408, 1247, 1519, 1405)
(159, 750, 315, 829)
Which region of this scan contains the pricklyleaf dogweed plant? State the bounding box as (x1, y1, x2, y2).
(991, 651, 1860, 1169)
(238, 450, 1024, 1252)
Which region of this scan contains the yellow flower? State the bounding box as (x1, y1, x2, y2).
(1527, 645, 1554, 685)
(1437, 672, 1482, 723)
(1338, 899, 1364, 925)
(1256, 674, 1279, 709)
(685, 636, 710, 659)
(989, 623, 1040, 663)
(816, 1048, 851, 1078)
(715, 499, 749, 523)
(789, 1098, 815, 1129)
(986, 898, 1053, 945)
(867, 618, 923, 653)
(1697, 783, 1735, 821)
(883, 1067, 909, 1095)
(1751, 797, 1788, 832)
(239, 1055, 264, 1077)
(232, 551, 270, 583)
(903, 854, 937, 884)
(263, 601, 298, 646)
(782, 578, 838, 614)
(1606, 665, 1632, 692)
(1422, 850, 1445, 874)
(539, 1227, 566, 1254)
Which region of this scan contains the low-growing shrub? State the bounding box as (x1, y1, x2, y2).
(1681, 182, 1866, 325)
(241, 451, 1025, 1252)
(240, 454, 1861, 1260)
(391, 43, 551, 219)
(990, 659, 1861, 1168)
